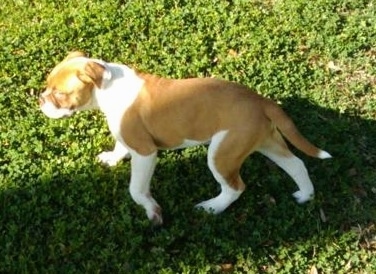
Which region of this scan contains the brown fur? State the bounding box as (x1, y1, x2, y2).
(116, 73, 324, 191)
(124, 72, 322, 157)
(40, 53, 331, 222)
(43, 56, 105, 110)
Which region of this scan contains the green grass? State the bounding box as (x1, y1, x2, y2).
(1, 0, 375, 272)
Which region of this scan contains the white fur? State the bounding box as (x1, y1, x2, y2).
(195, 130, 244, 214)
(318, 150, 332, 159)
(97, 141, 131, 166)
(128, 150, 162, 225)
(43, 56, 330, 224)
(93, 63, 144, 142)
(40, 101, 74, 119)
(92, 63, 163, 223)
(258, 149, 314, 203)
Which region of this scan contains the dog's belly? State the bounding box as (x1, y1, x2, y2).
(166, 138, 210, 150)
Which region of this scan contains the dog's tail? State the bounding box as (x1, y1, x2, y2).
(264, 100, 332, 159)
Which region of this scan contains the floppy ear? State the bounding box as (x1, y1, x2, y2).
(64, 51, 86, 61)
(77, 61, 109, 88)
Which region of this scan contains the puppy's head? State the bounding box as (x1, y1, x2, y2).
(39, 51, 111, 119)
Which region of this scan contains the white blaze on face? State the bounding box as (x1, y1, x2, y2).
(65, 75, 83, 91)
(40, 100, 74, 119)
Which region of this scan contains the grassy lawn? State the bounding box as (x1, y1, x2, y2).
(0, 0, 375, 272)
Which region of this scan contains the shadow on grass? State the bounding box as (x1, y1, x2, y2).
(0, 97, 375, 272)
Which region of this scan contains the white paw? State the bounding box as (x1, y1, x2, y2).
(195, 199, 223, 215)
(146, 206, 163, 226)
(293, 190, 314, 204)
(97, 151, 123, 167)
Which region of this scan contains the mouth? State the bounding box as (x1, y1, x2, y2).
(61, 111, 75, 118)
(40, 101, 75, 119)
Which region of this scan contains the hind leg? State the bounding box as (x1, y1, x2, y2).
(195, 131, 247, 214)
(258, 132, 315, 203)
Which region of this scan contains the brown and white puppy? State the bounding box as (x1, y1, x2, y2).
(40, 51, 331, 224)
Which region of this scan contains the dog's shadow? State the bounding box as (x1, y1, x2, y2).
(1, 96, 375, 271)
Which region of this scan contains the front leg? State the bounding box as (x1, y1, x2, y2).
(98, 141, 131, 166)
(129, 151, 162, 225)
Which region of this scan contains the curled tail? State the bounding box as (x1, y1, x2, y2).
(264, 100, 332, 159)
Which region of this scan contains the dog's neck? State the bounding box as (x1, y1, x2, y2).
(92, 62, 145, 119)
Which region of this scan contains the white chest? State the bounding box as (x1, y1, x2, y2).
(94, 64, 144, 142)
